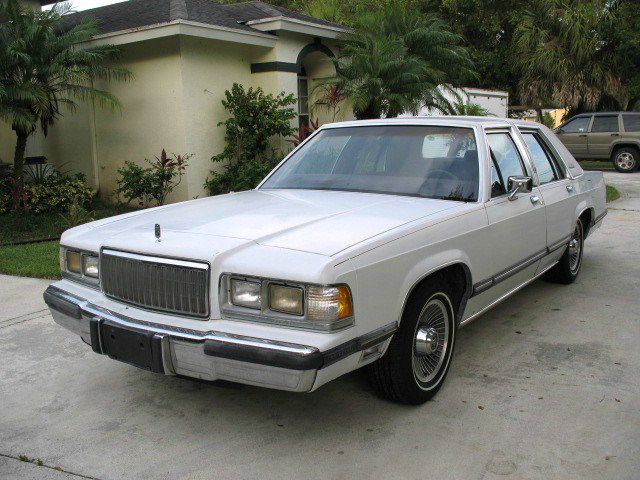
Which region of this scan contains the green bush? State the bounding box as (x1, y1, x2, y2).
(205, 84, 296, 195)
(0, 171, 93, 214)
(25, 173, 93, 214)
(114, 150, 190, 207)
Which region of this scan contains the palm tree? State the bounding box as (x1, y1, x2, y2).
(440, 101, 491, 116)
(0, 0, 131, 184)
(512, 0, 619, 118)
(329, 3, 474, 119)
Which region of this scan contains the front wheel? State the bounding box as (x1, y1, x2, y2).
(367, 277, 457, 405)
(612, 147, 639, 173)
(545, 218, 584, 284)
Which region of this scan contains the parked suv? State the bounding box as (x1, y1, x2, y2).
(555, 112, 640, 172)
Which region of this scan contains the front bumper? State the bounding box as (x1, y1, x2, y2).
(44, 285, 396, 392)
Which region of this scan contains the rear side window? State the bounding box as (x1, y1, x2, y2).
(487, 132, 526, 198)
(623, 114, 640, 132)
(591, 115, 619, 133)
(522, 132, 558, 185)
(562, 117, 590, 133)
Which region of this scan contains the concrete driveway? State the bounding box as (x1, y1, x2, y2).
(1, 173, 639, 480)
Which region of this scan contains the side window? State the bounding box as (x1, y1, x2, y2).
(522, 132, 558, 185)
(591, 115, 619, 133)
(562, 117, 590, 133)
(487, 132, 526, 198)
(623, 114, 640, 132)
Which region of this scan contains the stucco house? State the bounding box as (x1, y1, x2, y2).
(0, 0, 351, 202)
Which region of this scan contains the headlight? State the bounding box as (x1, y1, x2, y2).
(230, 279, 261, 309)
(269, 284, 303, 315)
(221, 274, 354, 331)
(60, 247, 99, 285)
(83, 255, 100, 278)
(66, 250, 82, 274)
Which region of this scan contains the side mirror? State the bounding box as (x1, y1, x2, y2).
(507, 175, 533, 201)
(555, 127, 563, 134)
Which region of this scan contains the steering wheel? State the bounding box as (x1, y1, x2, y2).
(424, 169, 458, 182)
(418, 169, 459, 196)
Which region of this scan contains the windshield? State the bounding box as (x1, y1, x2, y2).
(260, 126, 479, 201)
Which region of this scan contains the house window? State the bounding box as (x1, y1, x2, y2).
(297, 76, 309, 130)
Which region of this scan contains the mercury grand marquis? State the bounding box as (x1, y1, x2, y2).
(44, 118, 607, 405)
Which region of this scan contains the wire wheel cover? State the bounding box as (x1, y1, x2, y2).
(569, 224, 582, 274)
(412, 297, 450, 384)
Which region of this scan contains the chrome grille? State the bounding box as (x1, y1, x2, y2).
(100, 249, 210, 318)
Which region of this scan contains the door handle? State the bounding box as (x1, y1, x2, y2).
(579, 134, 587, 137)
(611, 133, 620, 137)
(530, 195, 541, 204)
(566, 184, 574, 192)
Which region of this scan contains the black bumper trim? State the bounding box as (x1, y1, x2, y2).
(203, 322, 398, 371)
(203, 339, 324, 370)
(43, 288, 81, 319)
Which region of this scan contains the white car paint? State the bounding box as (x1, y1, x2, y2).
(46, 117, 607, 393)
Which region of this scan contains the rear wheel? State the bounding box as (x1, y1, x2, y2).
(367, 276, 457, 405)
(612, 147, 639, 173)
(545, 218, 584, 284)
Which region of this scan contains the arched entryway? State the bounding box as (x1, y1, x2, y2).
(296, 41, 336, 130)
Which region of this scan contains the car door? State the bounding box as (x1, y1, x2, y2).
(556, 116, 591, 158)
(478, 128, 547, 303)
(621, 113, 640, 146)
(520, 128, 580, 270)
(588, 115, 621, 159)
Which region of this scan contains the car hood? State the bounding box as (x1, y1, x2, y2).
(63, 189, 464, 257)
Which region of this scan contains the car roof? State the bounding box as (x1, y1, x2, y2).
(321, 116, 545, 129)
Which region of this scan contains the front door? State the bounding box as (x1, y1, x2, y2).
(556, 116, 591, 158)
(588, 115, 621, 159)
(481, 130, 547, 302)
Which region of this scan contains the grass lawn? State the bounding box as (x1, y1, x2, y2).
(606, 185, 621, 202)
(0, 202, 132, 245)
(0, 202, 134, 279)
(0, 241, 61, 279)
(579, 160, 614, 171)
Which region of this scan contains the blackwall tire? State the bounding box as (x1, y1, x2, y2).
(367, 275, 457, 405)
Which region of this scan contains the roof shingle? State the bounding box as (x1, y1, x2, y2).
(60, 0, 346, 36)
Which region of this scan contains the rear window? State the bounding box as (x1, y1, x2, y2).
(623, 114, 640, 132)
(591, 115, 619, 133)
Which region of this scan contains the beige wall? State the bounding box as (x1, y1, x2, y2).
(0, 30, 352, 202)
(179, 36, 268, 199)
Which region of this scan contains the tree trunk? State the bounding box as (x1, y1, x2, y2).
(13, 130, 28, 185)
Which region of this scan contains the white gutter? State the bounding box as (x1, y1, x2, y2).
(78, 19, 278, 48)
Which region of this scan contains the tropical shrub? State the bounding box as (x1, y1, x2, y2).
(1, 169, 93, 215)
(288, 118, 319, 148)
(115, 150, 190, 207)
(205, 84, 296, 195)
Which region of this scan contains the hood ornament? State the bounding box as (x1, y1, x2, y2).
(155, 223, 161, 242)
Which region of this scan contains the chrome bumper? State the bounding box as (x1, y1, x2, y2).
(44, 286, 396, 392)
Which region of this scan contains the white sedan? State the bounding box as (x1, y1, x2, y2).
(45, 117, 607, 404)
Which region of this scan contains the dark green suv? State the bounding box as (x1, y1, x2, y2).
(555, 112, 640, 173)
